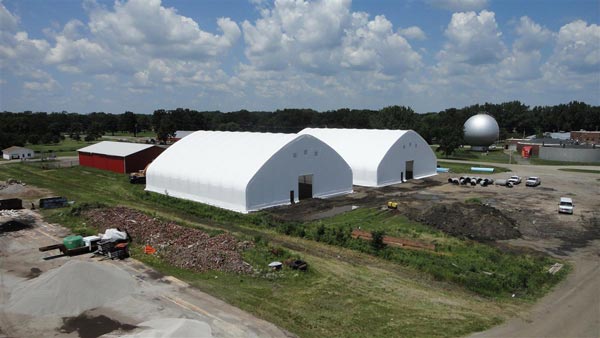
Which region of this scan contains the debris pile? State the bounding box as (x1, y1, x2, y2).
(410, 202, 521, 241)
(84, 207, 253, 273)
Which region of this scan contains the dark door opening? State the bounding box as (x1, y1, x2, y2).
(405, 160, 414, 180)
(290, 190, 295, 204)
(298, 174, 313, 200)
(401, 172, 404, 182)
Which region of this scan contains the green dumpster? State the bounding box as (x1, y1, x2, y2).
(63, 235, 84, 250)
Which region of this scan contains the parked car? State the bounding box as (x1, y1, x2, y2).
(507, 175, 522, 185)
(558, 197, 574, 214)
(525, 176, 541, 187)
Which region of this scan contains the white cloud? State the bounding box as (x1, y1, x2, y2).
(548, 20, 600, 74)
(513, 16, 552, 52)
(241, 0, 422, 76)
(42, 0, 240, 81)
(399, 26, 427, 40)
(23, 77, 60, 92)
(426, 0, 489, 11)
(0, 1, 18, 32)
(87, 0, 240, 60)
(498, 50, 542, 80)
(439, 10, 506, 66)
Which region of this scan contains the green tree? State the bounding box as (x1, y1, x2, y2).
(156, 116, 176, 142)
(119, 111, 138, 136)
(371, 230, 386, 252)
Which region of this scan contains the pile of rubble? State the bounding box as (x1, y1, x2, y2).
(83, 207, 253, 274)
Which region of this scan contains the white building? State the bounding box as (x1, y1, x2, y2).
(299, 128, 437, 187)
(146, 131, 353, 213)
(2, 146, 34, 160)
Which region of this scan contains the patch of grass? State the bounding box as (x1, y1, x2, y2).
(558, 168, 600, 174)
(437, 161, 510, 174)
(132, 244, 508, 338)
(27, 137, 98, 157)
(433, 147, 513, 164)
(269, 208, 568, 299)
(107, 131, 155, 137)
(529, 158, 599, 166)
(465, 197, 483, 205)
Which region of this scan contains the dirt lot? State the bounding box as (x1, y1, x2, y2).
(269, 163, 600, 255)
(0, 209, 292, 338)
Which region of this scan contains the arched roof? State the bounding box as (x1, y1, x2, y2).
(299, 128, 412, 169)
(147, 131, 307, 191)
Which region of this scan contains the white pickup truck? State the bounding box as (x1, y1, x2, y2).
(507, 175, 522, 185)
(558, 197, 574, 214)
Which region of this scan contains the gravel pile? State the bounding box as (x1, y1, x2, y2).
(84, 207, 253, 274)
(6, 260, 136, 317)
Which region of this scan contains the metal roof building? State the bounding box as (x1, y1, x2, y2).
(146, 131, 353, 213)
(299, 128, 437, 187)
(78, 141, 165, 174)
(2, 146, 34, 160)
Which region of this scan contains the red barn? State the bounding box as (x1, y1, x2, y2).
(78, 141, 165, 174)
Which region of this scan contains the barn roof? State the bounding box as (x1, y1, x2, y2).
(77, 141, 155, 157)
(148, 131, 308, 189)
(2, 146, 33, 153)
(299, 128, 410, 166)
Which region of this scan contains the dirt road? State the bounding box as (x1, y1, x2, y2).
(471, 243, 600, 338)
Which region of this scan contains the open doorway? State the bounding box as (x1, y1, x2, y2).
(298, 174, 313, 200)
(405, 160, 414, 180)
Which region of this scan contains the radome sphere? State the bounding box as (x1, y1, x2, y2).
(463, 113, 499, 148)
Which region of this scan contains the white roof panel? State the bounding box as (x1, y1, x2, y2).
(77, 141, 155, 157)
(299, 128, 408, 166)
(148, 131, 299, 190)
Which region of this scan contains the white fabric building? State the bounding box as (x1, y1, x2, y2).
(299, 128, 437, 187)
(146, 131, 353, 213)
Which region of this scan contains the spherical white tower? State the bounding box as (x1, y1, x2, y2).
(463, 113, 499, 151)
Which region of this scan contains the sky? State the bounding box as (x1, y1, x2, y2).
(0, 0, 598, 114)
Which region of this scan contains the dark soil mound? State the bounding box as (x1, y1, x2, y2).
(413, 202, 521, 241)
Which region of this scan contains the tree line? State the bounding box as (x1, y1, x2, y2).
(1, 101, 598, 153)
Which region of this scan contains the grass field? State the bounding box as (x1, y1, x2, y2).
(0, 163, 567, 337)
(558, 168, 600, 174)
(109, 130, 156, 137)
(437, 161, 510, 174)
(433, 147, 513, 164)
(27, 137, 97, 157)
(530, 158, 600, 166)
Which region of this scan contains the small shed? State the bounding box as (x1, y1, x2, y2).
(2, 146, 34, 160)
(78, 141, 165, 174)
